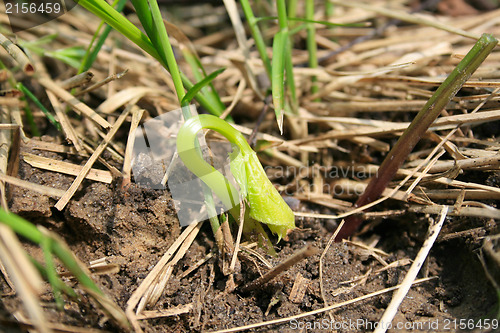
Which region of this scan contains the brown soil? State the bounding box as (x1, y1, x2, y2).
(2, 143, 497, 332)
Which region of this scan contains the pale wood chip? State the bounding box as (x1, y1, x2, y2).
(289, 272, 311, 304)
(136, 304, 193, 320)
(0, 173, 66, 197)
(22, 153, 112, 184)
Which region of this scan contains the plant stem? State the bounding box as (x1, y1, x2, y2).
(240, 0, 272, 78)
(335, 33, 498, 241)
(176, 115, 246, 213)
(148, 0, 186, 103)
(287, 0, 298, 25)
(80, 0, 128, 73)
(306, 0, 319, 97)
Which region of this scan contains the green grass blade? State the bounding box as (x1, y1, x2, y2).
(325, 0, 335, 18)
(46, 46, 86, 69)
(77, 0, 161, 64)
(306, 0, 319, 97)
(181, 68, 225, 105)
(272, 0, 297, 129)
(40, 236, 64, 309)
(256, 16, 364, 28)
(17, 83, 61, 131)
(80, 0, 128, 73)
(182, 52, 226, 115)
(131, 0, 155, 40)
(0, 209, 42, 244)
(20, 100, 40, 137)
(30, 258, 78, 298)
(181, 74, 223, 116)
(288, 0, 298, 21)
(240, 0, 272, 78)
(79, 20, 106, 72)
(0, 209, 102, 295)
(271, 30, 287, 133)
(284, 35, 297, 113)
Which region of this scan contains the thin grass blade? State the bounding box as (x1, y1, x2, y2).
(77, 0, 161, 63)
(80, 0, 128, 73)
(271, 30, 287, 134)
(181, 68, 226, 105)
(240, 0, 272, 78)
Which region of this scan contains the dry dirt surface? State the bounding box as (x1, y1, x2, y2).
(5, 155, 498, 332)
(1, 1, 500, 333)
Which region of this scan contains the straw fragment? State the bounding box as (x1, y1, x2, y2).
(22, 153, 112, 184)
(0, 33, 34, 75)
(54, 105, 131, 210)
(38, 77, 111, 129)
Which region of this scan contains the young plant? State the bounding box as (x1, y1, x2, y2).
(77, 0, 225, 116)
(79, 1, 295, 242)
(176, 114, 295, 241)
(336, 33, 498, 241)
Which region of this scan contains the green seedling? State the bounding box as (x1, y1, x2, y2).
(78, 0, 295, 244)
(239, 0, 296, 133)
(77, 0, 225, 117)
(176, 114, 295, 241)
(336, 33, 498, 241)
(240, 0, 362, 131)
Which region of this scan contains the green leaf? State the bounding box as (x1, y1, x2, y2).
(177, 114, 295, 241)
(47, 46, 86, 69)
(229, 147, 247, 198)
(80, 0, 128, 73)
(240, 150, 295, 241)
(181, 68, 226, 105)
(271, 30, 287, 134)
(17, 83, 61, 130)
(78, 0, 161, 63)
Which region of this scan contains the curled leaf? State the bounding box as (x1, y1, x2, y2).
(230, 146, 295, 241)
(177, 114, 295, 241)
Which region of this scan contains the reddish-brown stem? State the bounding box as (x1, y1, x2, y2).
(335, 33, 498, 241)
